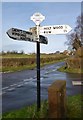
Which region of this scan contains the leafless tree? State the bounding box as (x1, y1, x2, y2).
(65, 14, 83, 51)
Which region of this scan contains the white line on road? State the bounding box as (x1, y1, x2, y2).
(23, 78, 32, 82)
(72, 81, 83, 85)
(7, 87, 15, 91)
(16, 84, 24, 88)
(24, 82, 29, 85)
(10, 84, 18, 87)
(2, 87, 9, 90)
(41, 77, 44, 80)
(45, 71, 49, 74)
(52, 69, 56, 71)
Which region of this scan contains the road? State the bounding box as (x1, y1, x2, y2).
(1, 62, 82, 113)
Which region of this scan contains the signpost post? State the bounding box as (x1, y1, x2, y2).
(31, 13, 45, 111)
(7, 12, 72, 112)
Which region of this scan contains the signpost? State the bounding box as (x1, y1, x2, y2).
(31, 13, 45, 111)
(7, 12, 72, 112)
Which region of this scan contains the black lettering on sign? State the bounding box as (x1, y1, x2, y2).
(64, 30, 67, 32)
(53, 27, 56, 29)
(12, 32, 15, 35)
(35, 14, 40, 16)
(44, 31, 51, 34)
(12, 32, 20, 36)
(44, 27, 51, 30)
(60, 26, 63, 29)
(20, 37, 26, 40)
(53, 26, 63, 29)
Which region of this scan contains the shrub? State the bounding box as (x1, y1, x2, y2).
(75, 47, 83, 57)
(66, 57, 81, 69)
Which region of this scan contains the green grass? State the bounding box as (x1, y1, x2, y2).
(66, 94, 82, 118)
(2, 95, 82, 119)
(58, 65, 82, 73)
(2, 64, 36, 72)
(2, 101, 48, 119)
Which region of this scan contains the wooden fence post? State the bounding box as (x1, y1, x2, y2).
(48, 80, 66, 118)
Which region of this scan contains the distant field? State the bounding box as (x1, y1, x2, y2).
(1, 53, 36, 58)
(1, 53, 66, 58)
(0, 53, 67, 72)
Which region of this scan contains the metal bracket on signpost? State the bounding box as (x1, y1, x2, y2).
(36, 25, 40, 42)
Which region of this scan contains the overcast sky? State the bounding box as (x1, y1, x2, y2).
(2, 2, 81, 53)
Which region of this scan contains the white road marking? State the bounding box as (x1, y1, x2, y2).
(24, 82, 29, 85)
(23, 79, 32, 82)
(16, 84, 24, 88)
(7, 88, 15, 91)
(41, 75, 48, 78)
(41, 83, 50, 87)
(45, 71, 49, 74)
(41, 77, 44, 80)
(72, 81, 83, 85)
(10, 84, 17, 87)
(2, 87, 9, 90)
(52, 69, 56, 71)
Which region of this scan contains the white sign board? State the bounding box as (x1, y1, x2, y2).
(7, 28, 48, 44)
(7, 28, 33, 41)
(39, 25, 72, 35)
(31, 12, 45, 25)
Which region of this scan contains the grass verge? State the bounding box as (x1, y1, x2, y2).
(2, 64, 36, 73)
(2, 95, 82, 119)
(2, 101, 48, 119)
(58, 65, 82, 73)
(66, 94, 82, 118)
